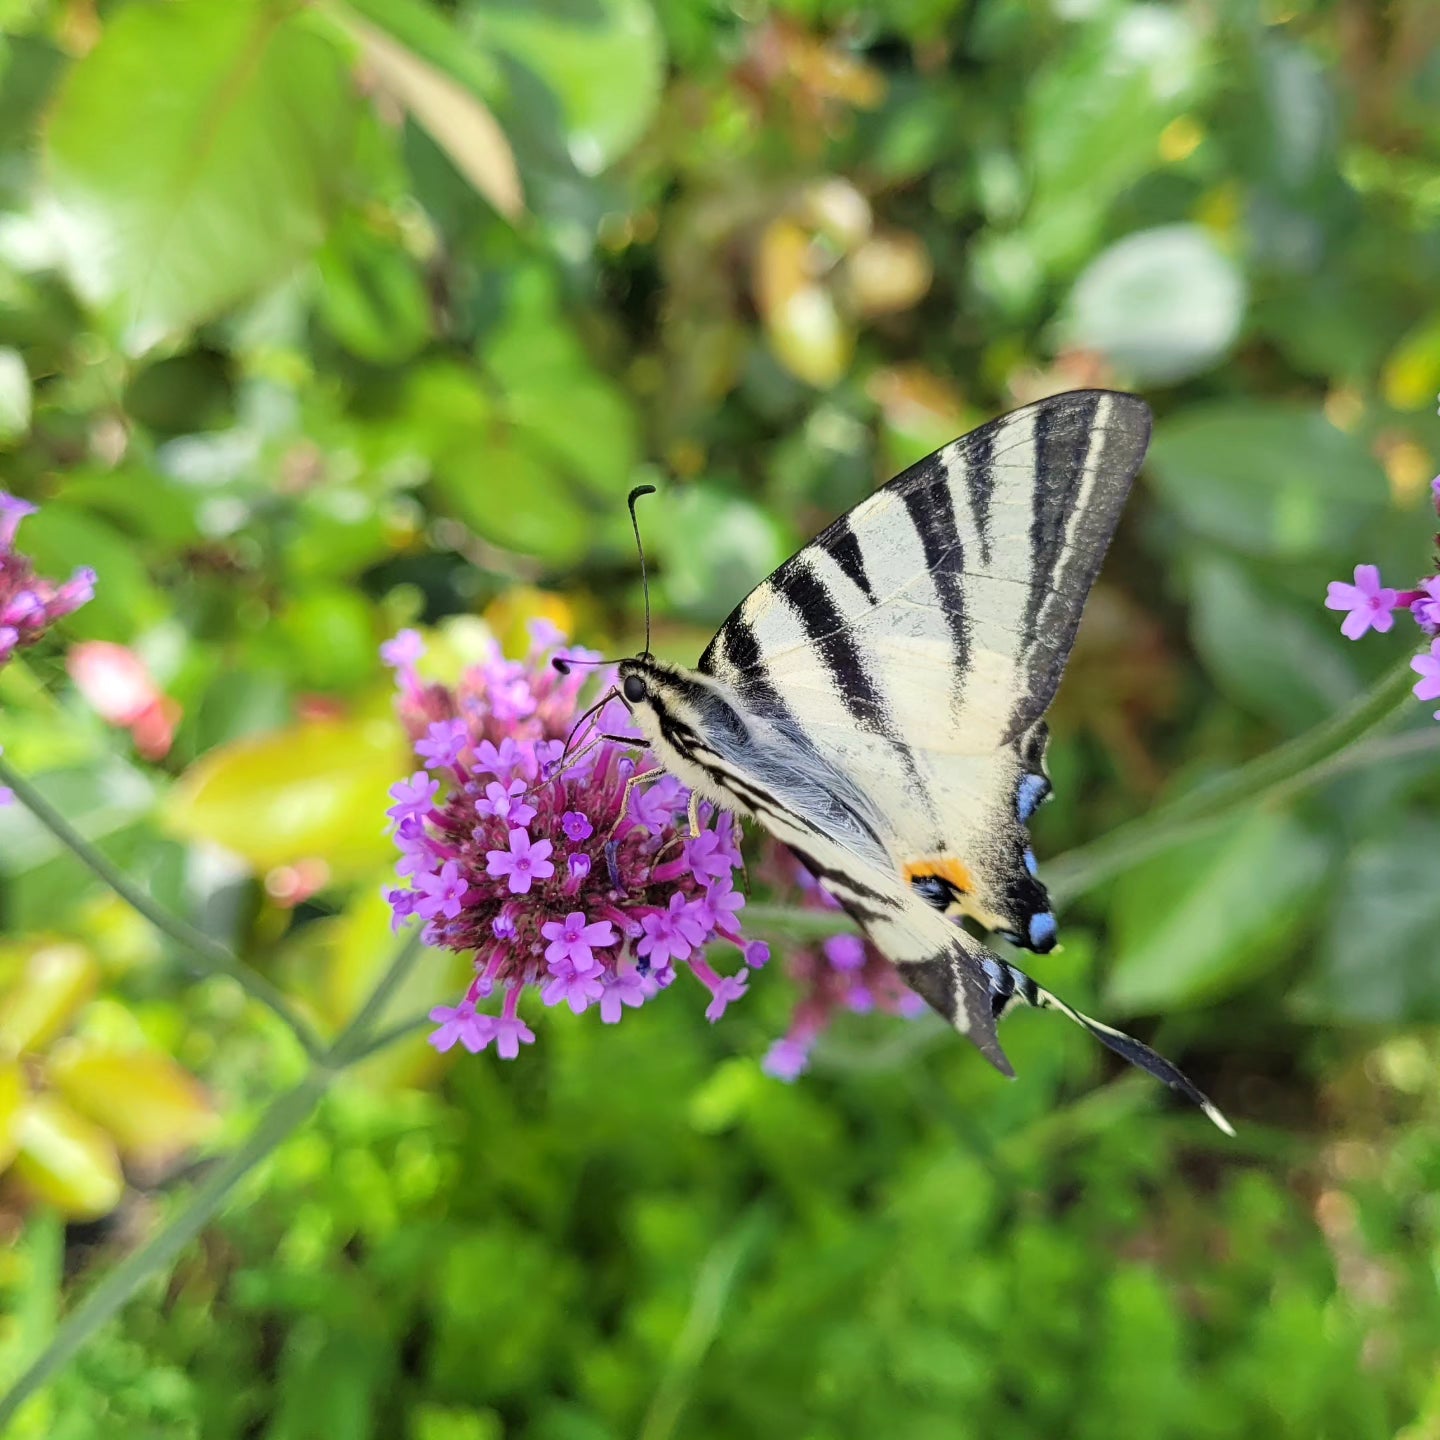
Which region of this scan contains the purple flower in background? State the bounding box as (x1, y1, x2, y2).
(382, 624, 759, 1058)
(1325, 565, 1398, 639)
(1411, 577, 1440, 634)
(1412, 639, 1440, 709)
(755, 850, 930, 1078)
(0, 493, 95, 670)
(1325, 512, 1440, 724)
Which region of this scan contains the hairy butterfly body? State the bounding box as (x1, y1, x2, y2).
(616, 389, 1232, 1133)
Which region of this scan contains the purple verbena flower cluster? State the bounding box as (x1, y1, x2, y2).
(1325, 477, 1440, 719)
(0, 493, 95, 672)
(381, 624, 768, 1059)
(761, 853, 926, 1082)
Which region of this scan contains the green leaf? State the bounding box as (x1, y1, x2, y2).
(1022, 6, 1205, 274)
(1187, 553, 1361, 731)
(1060, 225, 1245, 385)
(16, 501, 167, 638)
(315, 216, 433, 365)
(470, 0, 665, 174)
(655, 485, 789, 625)
(45, 0, 356, 350)
(1106, 808, 1330, 1014)
(1296, 818, 1440, 1024)
(0, 346, 31, 442)
(1146, 403, 1388, 559)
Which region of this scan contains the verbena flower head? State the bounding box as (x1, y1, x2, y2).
(0, 493, 95, 669)
(761, 853, 925, 1082)
(1325, 489, 1440, 722)
(382, 623, 765, 1057)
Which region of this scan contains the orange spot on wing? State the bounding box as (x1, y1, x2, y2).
(903, 857, 973, 894)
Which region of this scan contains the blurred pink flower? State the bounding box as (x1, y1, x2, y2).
(67, 641, 179, 759)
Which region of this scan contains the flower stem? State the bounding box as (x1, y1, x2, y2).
(747, 656, 1421, 936)
(0, 927, 428, 1428)
(1045, 656, 1419, 901)
(0, 755, 326, 1062)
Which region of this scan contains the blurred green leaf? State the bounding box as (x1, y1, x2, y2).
(0, 1059, 24, 1173)
(44, 0, 356, 349)
(1061, 225, 1244, 384)
(470, 0, 664, 174)
(656, 484, 788, 625)
(18, 502, 167, 637)
(316, 217, 433, 365)
(1106, 807, 1329, 1013)
(1297, 818, 1440, 1024)
(0, 345, 30, 441)
(1022, 6, 1204, 275)
(163, 716, 405, 877)
(1147, 403, 1388, 559)
(1187, 552, 1361, 731)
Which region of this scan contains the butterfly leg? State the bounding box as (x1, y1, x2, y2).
(687, 789, 702, 838)
(610, 767, 664, 837)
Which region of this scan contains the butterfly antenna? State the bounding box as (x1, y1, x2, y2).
(628, 484, 657, 659)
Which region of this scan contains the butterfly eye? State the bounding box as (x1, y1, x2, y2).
(622, 675, 646, 704)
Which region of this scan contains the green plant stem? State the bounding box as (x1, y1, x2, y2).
(1045, 656, 1419, 901)
(748, 657, 1421, 937)
(0, 755, 325, 1062)
(0, 928, 428, 1432)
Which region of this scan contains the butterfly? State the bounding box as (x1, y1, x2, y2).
(611, 389, 1232, 1133)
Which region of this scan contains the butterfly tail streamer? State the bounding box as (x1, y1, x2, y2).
(995, 961, 1236, 1136)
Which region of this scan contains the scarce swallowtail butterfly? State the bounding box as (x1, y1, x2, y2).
(609, 389, 1232, 1134)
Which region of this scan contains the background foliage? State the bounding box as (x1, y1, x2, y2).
(2, 0, 1440, 1434)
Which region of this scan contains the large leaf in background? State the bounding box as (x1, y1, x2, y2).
(485, 267, 639, 501)
(1187, 553, 1361, 731)
(17, 501, 168, 638)
(10, 1097, 123, 1221)
(1060, 226, 1245, 385)
(1147, 403, 1387, 559)
(333, 5, 522, 219)
(163, 716, 405, 877)
(1105, 808, 1330, 1014)
(468, 0, 664, 174)
(656, 484, 790, 626)
(1296, 819, 1440, 1025)
(1020, 5, 1205, 276)
(44, 0, 355, 350)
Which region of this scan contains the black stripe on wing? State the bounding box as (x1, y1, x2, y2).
(826, 516, 878, 603)
(899, 462, 971, 693)
(1007, 392, 1149, 740)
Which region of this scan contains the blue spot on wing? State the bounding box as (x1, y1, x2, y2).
(1023, 848, 1039, 877)
(1028, 912, 1057, 950)
(1017, 774, 1050, 822)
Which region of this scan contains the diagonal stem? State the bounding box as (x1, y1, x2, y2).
(0, 927, 429, 1430)
(0, 755, 326, 1062)
(746, 656, 1422, 937)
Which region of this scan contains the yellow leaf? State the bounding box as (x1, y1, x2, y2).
(48, 1043, 219, 1164)
(0, 941, 100, 1056)
(12, 1097, 124, 1220)
(163, 716, 407, 878)
(341, 13, 524, 220)
(754, 218, 853, 389)
(0, 1059, 26, 1173)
